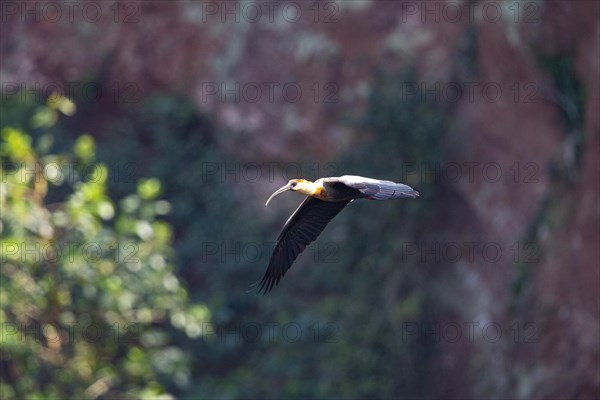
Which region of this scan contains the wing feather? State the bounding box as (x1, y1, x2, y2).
(257, 197, 349, 294)
(335, 175, 419, 199)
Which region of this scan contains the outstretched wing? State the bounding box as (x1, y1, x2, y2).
(257, 197, 350, 294)
(335, 175, 419, 200)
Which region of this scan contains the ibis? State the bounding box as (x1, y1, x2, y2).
(256, 175, 419, 294)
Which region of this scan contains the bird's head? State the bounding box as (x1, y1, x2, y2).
(265, 179, 315, 206)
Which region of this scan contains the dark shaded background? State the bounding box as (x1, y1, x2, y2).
(1, 1, 599, 399)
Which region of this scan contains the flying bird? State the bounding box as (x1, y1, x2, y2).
(255, 175, 419, 294)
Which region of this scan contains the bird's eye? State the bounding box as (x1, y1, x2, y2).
(291, 182, 297, 188)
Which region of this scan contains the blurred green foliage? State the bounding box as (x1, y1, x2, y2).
(0, 97, 210, 399)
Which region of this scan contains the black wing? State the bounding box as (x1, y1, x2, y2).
(257, 197, 350, 294)
(335, 175, 419, 200)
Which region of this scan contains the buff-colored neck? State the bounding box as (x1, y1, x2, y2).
(296, 180, 326, 199)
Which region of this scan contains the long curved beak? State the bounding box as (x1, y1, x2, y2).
(265, 184, 291, 206)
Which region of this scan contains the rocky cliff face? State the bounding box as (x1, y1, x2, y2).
(3, 0, 598, 397)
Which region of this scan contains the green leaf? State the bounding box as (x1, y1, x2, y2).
(1, 127, 33, 160)
(74, 134, 95, 163)
(138, 178, 162, 200)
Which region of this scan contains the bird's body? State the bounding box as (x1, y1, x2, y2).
(256, 175, 419, 294)
(295, 177, 364, 202)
